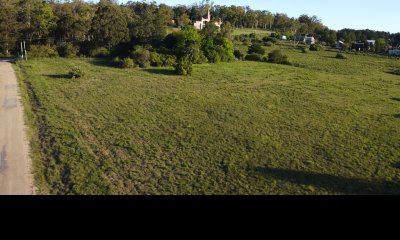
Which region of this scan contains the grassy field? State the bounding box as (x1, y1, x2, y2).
(15, 46, 400, 194)
(233, 28, 272, 36)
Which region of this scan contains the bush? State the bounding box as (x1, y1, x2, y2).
(131, 46, 150, 68)
(121, 58, 135, 68)
(57, 43, 79, 58)
(69, 65, 86, 78)
(245, 53, 263, 62)
(335, 52, 347, 59)
(248, 44, 265, 55)
(195, 51, 209, 64)
(268, 50, 289, 64)
(309, 44, 324, 51)
(111, 57, 122, 67)
(89, 47, 110, 57)
(160, 54, 176, 67)
(301, 46, 309, 53)
(234, 49, 245, 60)
(28, 45, 58, 58)
(264, 41, 274, 47)
(175, 56, 193, 76)
(149, 52, 163, 67)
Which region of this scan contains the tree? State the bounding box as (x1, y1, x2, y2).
(174, 27, 202, 75)
(375, 38, 388, 53)
(0, 0, 20, 55)
(90, 0, 129, 50)
(19, 0, 57, 44)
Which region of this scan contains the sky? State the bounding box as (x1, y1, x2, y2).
(133, 0, 400, 33)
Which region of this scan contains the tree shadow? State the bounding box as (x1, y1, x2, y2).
(89, 58, 114, 68)
(385, 71, 400, 76)
(43, 74, 71, 79)
(253, 167, 400, 195)
(391, 98, 400, 102)
(143, 68, 177, 76)
(394, 114, 400, 118)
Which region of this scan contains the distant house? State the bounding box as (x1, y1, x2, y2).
(193, 9, 222, 30)
(351, 42, 367, 51)
(295, 35, 315, 45)
(336, 40, 345, 49)
(281, 35, 287, 40)
(367, 40, 376, 47)
(388, 49, 400, 56)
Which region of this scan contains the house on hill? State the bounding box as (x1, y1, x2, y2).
(193, 9, 222, 30)
(295, 35, 315, 45)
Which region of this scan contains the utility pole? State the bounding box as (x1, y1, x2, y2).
(23, 41, 27, 61)
(20, 42, 24, 60)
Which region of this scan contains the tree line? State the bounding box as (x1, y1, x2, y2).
(0, 0, 399, 59)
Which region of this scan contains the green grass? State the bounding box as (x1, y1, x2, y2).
(15, 47, 400, 195)
(233, 28, 272, 36)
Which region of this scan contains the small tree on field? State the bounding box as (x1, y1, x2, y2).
(174, 27, 202, 75)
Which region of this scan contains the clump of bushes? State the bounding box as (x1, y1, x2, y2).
(234, 49, 245, 60)
(69, 65, 86, 78)
(160, 54, 176, 67)
(248, 43, 265, 55)
(309, 44, 324, 51)
(121, 58, 135, 68)
(131, 46, 150, 68)
(335, 52, 347, 59)
(28, 45, 59, 58)
(245, 53, 263, 62)
(267, 50, 289, 64)
(57, 43, 79, 58)
(149, 52, 162, 67)
(89, 47, 110, 57)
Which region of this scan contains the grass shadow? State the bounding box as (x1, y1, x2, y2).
(385, 71, 400, 76)
(43, 74, 71, 79)
(253, 167, 400, 195)
(143, 68, 177, 76)
(394, 114, 400, 118)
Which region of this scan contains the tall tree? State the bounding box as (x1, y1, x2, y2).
(90, 0, 129, 50)
(0, 0, 20, 55)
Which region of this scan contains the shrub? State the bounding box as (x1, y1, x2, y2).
(69, 65, 86, 78)
(336, 53, 347, 59)
(149, 52, 163, 67)
(309, 44, 324, 51)
(248, 44, 265, 55)
(121, 58, 135, 68)
(234, 49, 245, 60)
(261, 56, 268, 62)
(28, 45, 58, 58)
(195, 51, 209, 64)
(268, 50, 289, 64)
(57, 43, 79, 58)
(242, 39, 251, 46)
(131, 46, 150, 68)
(301, 46, 309, 53)
(264, 41, 274, 47)
(89, 47, 110, 57)
(111, 57, 122, 67)
(175, 56, 192, 76)
(160, 54, 176, 66)
(249, 33, 257, 39)
(245, 53, 263, 62)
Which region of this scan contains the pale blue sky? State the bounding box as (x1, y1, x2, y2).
(124, 0, 400, 33)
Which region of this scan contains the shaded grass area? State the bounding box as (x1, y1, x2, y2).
(15, 49, 400, 194)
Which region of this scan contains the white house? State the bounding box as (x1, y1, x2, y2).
(336, 40, 345, 48)
(295, 35, 316, 45)
(389, 49, 400, 56)
(193, 9, 222, 30)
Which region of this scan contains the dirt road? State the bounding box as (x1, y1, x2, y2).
(0, 60, 34, 195)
